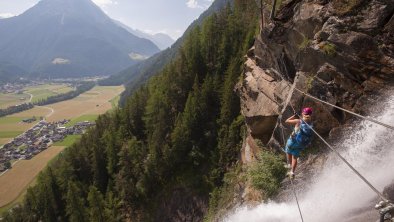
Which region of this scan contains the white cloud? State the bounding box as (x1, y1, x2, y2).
(186, 0, 213, 9)
(186, 0, 203, 9)
(0, 13, 15, 18)
(186, 0, 198, 8)
(52, 58, 71, 65)
(92, 0, 118, 7)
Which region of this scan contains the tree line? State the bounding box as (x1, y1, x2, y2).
(2, 1, 258, 221)
(0, 103, 34, 118)
(0, 82, 95, 118)
(34, 82, 95, 106)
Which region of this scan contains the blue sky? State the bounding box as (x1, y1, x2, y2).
(0, 0, 214, 39)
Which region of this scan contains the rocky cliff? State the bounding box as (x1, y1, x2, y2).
(238, 0, 394, 164)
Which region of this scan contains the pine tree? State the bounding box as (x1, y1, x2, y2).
(87, 186, 106, 222)
(66, 181, 87, 222)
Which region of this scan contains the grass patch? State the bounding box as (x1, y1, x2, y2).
(332, 0, 362, 15)
(27, 89, 56, 103)
(110, 95, 120, 109)
(65, 114, 98, 127)
(18, 145, 27, 151)
(248, 151, 287, 198)
(0, 93, 30, 109)
(321, 42, 337, 56)
(299, 36, 311, 50)
(26, 84, 73, 103)
(0, 117, 26, 124)
(53, 135, 81, 147)
(0, 131, 23, 138)
(83, 92, 100, 96)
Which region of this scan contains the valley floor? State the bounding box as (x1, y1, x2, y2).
(0, 85, 124, 210)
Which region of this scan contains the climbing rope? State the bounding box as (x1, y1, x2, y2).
(290, 178, 304, 222)
(298, 117, 388, 202)
(294, 87, 394, 131)
(281, 93, 388, 201)
(277, 116, 305, 222)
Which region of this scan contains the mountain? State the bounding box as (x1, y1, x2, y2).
(113, 20, 174, 50)
(1, 1, 259, 220)
(100, 0, 233, 104)
(0, 62, 26, 84)
(0, 0, 160, 78)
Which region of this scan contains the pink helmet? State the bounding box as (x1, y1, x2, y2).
(302, 107, 313, 115)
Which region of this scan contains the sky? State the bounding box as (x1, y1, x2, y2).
(0, 0, 214, 39)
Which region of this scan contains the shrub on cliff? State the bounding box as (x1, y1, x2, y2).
(249, 151, 287, 198)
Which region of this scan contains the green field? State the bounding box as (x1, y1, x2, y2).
(0, 131, 23, 138)
(0, 93, 30, 109)
(53, 135, 81, 147)
(65, 114, 98, 127)
(0, 84, 74, 108)
(25, 84, 73, 103)
(0, 117, 26, 124)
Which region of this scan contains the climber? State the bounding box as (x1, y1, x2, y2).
(284, 107, 313, 179)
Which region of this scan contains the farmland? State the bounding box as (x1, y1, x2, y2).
(0, 146, 66, 209)
(25, 84, 74, 103)
(0, 83, 74, 108)
(0, 93, 30, 109)
(0, 85, 124, 209)
(0, 86, 123, 148)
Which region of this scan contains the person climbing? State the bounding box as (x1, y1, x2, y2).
(284, 107, 313, 179)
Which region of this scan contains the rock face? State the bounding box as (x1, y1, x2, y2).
(237, 0, 394, 162)
(384, 182, 394, 202)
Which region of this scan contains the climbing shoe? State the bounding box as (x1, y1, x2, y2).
(287, 171, 295, 179)
(284, 163, 291, 169)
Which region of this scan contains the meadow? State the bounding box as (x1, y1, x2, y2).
(0, 93, 30, 109)
(25, 84, 74, 103)
(0, 84, 74, 109)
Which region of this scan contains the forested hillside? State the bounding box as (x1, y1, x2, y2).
(2, 1, 258, 221)
(99, 0, 233, 106)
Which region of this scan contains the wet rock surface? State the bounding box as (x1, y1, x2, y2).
(236, 0, 394, 218)
(238, 0, 394, 163)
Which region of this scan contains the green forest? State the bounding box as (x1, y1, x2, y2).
(2, 1, 258, 221)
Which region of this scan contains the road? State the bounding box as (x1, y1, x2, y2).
(39, 106, 54, 118)
(26, 93, 33, 103)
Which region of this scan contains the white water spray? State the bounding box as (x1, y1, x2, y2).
(225, 95, 394, 222)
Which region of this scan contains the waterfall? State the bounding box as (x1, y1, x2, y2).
(225, 95, 394, 222)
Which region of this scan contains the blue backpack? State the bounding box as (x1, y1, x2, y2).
(294, 122, 313, 146)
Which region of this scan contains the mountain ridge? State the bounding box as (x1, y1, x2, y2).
(113, 20, 174, 50)
(0, 0, 160, 78)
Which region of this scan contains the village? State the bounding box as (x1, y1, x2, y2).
(0, 119, 95, 172)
